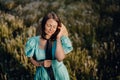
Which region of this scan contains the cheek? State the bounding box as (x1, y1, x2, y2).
(44, 29, 48, 34)
(53, 28, 57, 32)
(45, 27, 49, 31)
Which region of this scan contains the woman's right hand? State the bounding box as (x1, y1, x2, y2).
(30, 58, 52, 67)
(30, 57, 44, 67)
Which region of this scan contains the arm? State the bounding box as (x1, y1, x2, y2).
(25, 37, 51, 67)
(55, 37, 65, 62)
(55, 24, 66, 62)
(30, 57, 52, 67)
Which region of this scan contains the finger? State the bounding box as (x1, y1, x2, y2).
(35, 63, 40, 66)
(58, 27, 61, 29)
(45, 60, 51, 62)
(44, 60, 51, 67)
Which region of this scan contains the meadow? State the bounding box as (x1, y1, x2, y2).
(0, 0, 120, 80)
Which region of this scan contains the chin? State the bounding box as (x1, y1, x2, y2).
(47, 34, 52, 37)
(46, 32, 54, 37)
(49, 33, 54, 36)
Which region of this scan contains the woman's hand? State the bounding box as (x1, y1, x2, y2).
(57, 23, 68, 39)
(30, 58, 52, 67)
(56, 26, 63, 39)
(30, 57, 44, 67)
(44, 60, 52, 67)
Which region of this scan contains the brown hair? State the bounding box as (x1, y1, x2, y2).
(41, 12, 61, 40)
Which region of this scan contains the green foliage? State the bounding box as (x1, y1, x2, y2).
(0, 0, 120, 80)
(64, 48, 98, 80)
(0, 11, 36, 80)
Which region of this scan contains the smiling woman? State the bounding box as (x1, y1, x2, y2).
(25, 12, 73, 80)
(44, 19, 58, 39)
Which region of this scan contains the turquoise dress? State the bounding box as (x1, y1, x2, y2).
(25, 36, 73, 80)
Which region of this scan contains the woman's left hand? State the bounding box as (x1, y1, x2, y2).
(57, 26, 63, 39)
(57, 23, 68, 39)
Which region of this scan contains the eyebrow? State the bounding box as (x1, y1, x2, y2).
(47, 24, 57, 26)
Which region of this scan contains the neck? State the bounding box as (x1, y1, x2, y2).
(41, 34, 52, 40)
(45, 35, 51, 40)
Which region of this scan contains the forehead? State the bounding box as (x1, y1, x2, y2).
(46, 19, 58, 25)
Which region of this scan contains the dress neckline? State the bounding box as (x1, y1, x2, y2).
(37, 36, 56, 51)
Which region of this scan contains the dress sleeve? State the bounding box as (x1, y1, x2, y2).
(24, 37, 36, 57)
(61, 36, 73, 54)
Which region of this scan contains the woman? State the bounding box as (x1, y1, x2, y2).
(25, 12, 73, 80)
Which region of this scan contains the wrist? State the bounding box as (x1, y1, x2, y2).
(39, 61, 44, 66)
(57, 34, 63, 40)
(56, 38, 61, 43)
(57, 36, 61, 40)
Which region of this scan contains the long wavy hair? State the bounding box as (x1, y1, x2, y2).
(41, 12, 61, 41)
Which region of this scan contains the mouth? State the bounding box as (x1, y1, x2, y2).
(47, 32, 53, 35)
(48, 31, 54, 33)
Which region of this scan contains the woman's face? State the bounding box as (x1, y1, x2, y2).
(45, 19, 58, 37)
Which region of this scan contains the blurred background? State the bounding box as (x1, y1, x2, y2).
(0, 0, 120, 80)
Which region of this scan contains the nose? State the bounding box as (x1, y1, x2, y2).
(49, 26, 54, 31)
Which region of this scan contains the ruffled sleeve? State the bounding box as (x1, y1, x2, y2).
(61, 36, 73, 54)
(25, 37, 36, 57)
